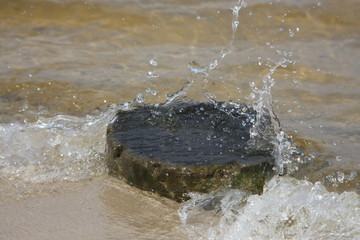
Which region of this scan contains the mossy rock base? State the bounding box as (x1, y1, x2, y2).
(106, 102, 275, 202)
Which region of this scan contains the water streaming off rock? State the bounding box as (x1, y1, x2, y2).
(0, 0, 359, 239)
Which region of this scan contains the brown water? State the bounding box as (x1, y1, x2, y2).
(0, 0, 359, 239)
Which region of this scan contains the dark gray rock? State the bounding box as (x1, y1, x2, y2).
(106, 102, 275, 202)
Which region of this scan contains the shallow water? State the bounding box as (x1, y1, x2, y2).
(0, 0, 359, 239)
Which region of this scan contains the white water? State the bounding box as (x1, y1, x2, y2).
(0, 109, 114, 190)
(179, 177, 360, 239)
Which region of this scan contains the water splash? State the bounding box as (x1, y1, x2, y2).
(146, 56, 159, 78)
(179, 177, 360, 239)
(164, 0, 247, 105)
(163, 61, 209, 105)
(147, 0, 295, 175)
(0, 106, 125, 184)
(249, 57, 294, 175)
(208, 0, 247, 72)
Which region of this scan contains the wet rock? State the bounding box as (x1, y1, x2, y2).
(106, 102, 275, 202)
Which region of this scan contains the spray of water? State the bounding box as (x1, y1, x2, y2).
(207, 0, 247, 72)
(249, 58, 294, 175)
(163, 0, 247, 106)
(179, 177, 360, 239)
(0, 105, 125, 185)
(142, 0, 294, 175)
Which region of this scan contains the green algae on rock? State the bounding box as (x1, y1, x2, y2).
(106, 102, 275, 202)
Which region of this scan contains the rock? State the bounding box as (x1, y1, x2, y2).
(106, 102, 275, 202)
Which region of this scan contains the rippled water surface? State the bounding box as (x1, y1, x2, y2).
(0, 0, 359, 239)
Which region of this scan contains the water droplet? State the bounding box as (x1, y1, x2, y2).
(145, 88, 158, 96)
(232, 20, 239, 32)
(187, 147, 192, 151)
(289, 29, 295, 37)
(248, 10, 253, 16)
(146, 71, 159, 78)
(231, 5, 241, 16)
(209, 60, 218, 70)
(337, 172, 345, 183)
(347, 171, 357, 181)
(136, 93, 144, 103)
(149, 57, 158, 67)
(188, 61, 207, 74)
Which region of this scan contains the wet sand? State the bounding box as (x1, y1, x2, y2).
(0, 176, 185, 240)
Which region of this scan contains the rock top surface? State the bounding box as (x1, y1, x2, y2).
(106, 102, 275, 201)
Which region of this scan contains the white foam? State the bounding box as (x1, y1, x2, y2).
(179, 177, 360, 239)
(0, 108, 118, 183)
